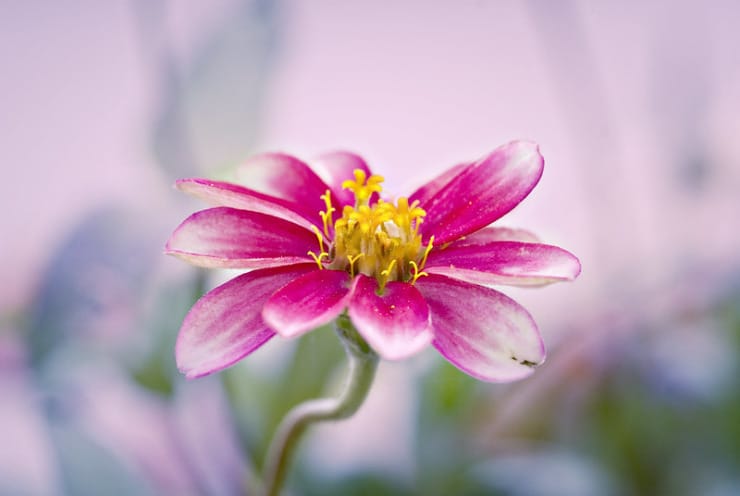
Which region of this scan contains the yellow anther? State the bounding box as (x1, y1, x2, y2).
(389, 197, 426, 234)
(380, 259, 397, 288)
(411, 216, 424, 235)
(347, 253, 364, 277)
(409, 261, 428, 284)
(341, 170, 364, 193)
(310, 225, 326, 255)
(318, 169, 435, 289)
(308, 251, 328, 269)
(409, 200, 425, 219)
(374, 202, 395, 225)
(381, 259, 396, 277)
(319, 190, 336, 236)
(342, 169, 384, 206)
(365, 174, 385, 191)
(396, 197, 424, 217)
(419, 235, 434, 269)
(341, 169, 366, 189)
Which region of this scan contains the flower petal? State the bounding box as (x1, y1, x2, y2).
(176, 264, 316, 378)
(311, 151, 373, 207)
(409, 162, 468, 207)
(416, 274, 545, 382)
(450, 226, 541, 246)
(175, 178, 319, 232)
(262, 269, 352, 338)
(165, 207, 318, 269)
(348, 275, 432, 360)
(419, 141, 544, 245)
(425, 241, 581, 287)
(234, 152, 332, 222)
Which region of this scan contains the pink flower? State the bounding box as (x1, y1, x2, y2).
(166, 141, 580, 382)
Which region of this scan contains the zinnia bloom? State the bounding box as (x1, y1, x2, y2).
(166, 141, 580, 381)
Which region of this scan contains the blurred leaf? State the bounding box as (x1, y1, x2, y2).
(421, 359, 478, 419)
(579, 305, 740, 496)
(130, 270, 206, 397)
(27, 208, 158, 370)
(473, 448, 618, 496)
(149, 0, 279, 177)
(298, 471, 415, 496)
(49, 422, 155, 496)
(413, 360, 484, 494)
(222, 323, 345, 467)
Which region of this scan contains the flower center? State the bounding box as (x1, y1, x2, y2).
(308, 169, 434, 290)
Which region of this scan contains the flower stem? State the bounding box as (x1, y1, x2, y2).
(259, 315, 379, 496)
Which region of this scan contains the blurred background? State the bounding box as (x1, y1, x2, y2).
(2, 1, 740, 494)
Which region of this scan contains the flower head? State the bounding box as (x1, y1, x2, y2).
(166, 141, 581, 381)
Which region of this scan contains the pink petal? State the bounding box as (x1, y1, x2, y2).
(175, 178, 319, 232)
(348, 275, 432, 360)
(262, 269, 352, 338)
(311, 151, 373, 207)
(165, 207, 318, 269)
(409, 162, 468, 207)
(176, 264, 316, 378)
(419, 141, 544, 245)
(416, 274, 545, 383)
(450, 226, 541, 246)
(425, 241, 581, 287)
(234, 152, 333, 222)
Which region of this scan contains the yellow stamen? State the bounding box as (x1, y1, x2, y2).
(310, 225, 325, 255)
(419, 235, 435, 268)
(308, 251, 328, 269)
(379, 259, 398, 290)
(409, 261, 428, 284)
(320, 168, 435, 287)
(393, 197, 426, 233)
(347, 253, 364, 278)
(342, 169, 384, 206)
(319, 190, 335, 236)
(380, 259, 397, 278)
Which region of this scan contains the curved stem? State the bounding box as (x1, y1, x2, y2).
(260, 315, 379, 496)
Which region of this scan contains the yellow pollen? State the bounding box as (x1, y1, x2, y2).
(311, 168, 433, 287)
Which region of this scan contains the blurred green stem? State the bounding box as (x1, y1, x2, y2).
(259, 315, 379, 496)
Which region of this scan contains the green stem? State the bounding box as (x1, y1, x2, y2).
(259, 315, 379, 496)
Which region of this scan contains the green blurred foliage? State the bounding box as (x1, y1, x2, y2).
(273, 288, 740, 496)
(576, 294, 740, 496)
(27, 209, 158, 371)
(131, 269, 206, 397)
(50, 424, 157, 496)
(222, 324, 345, 469)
